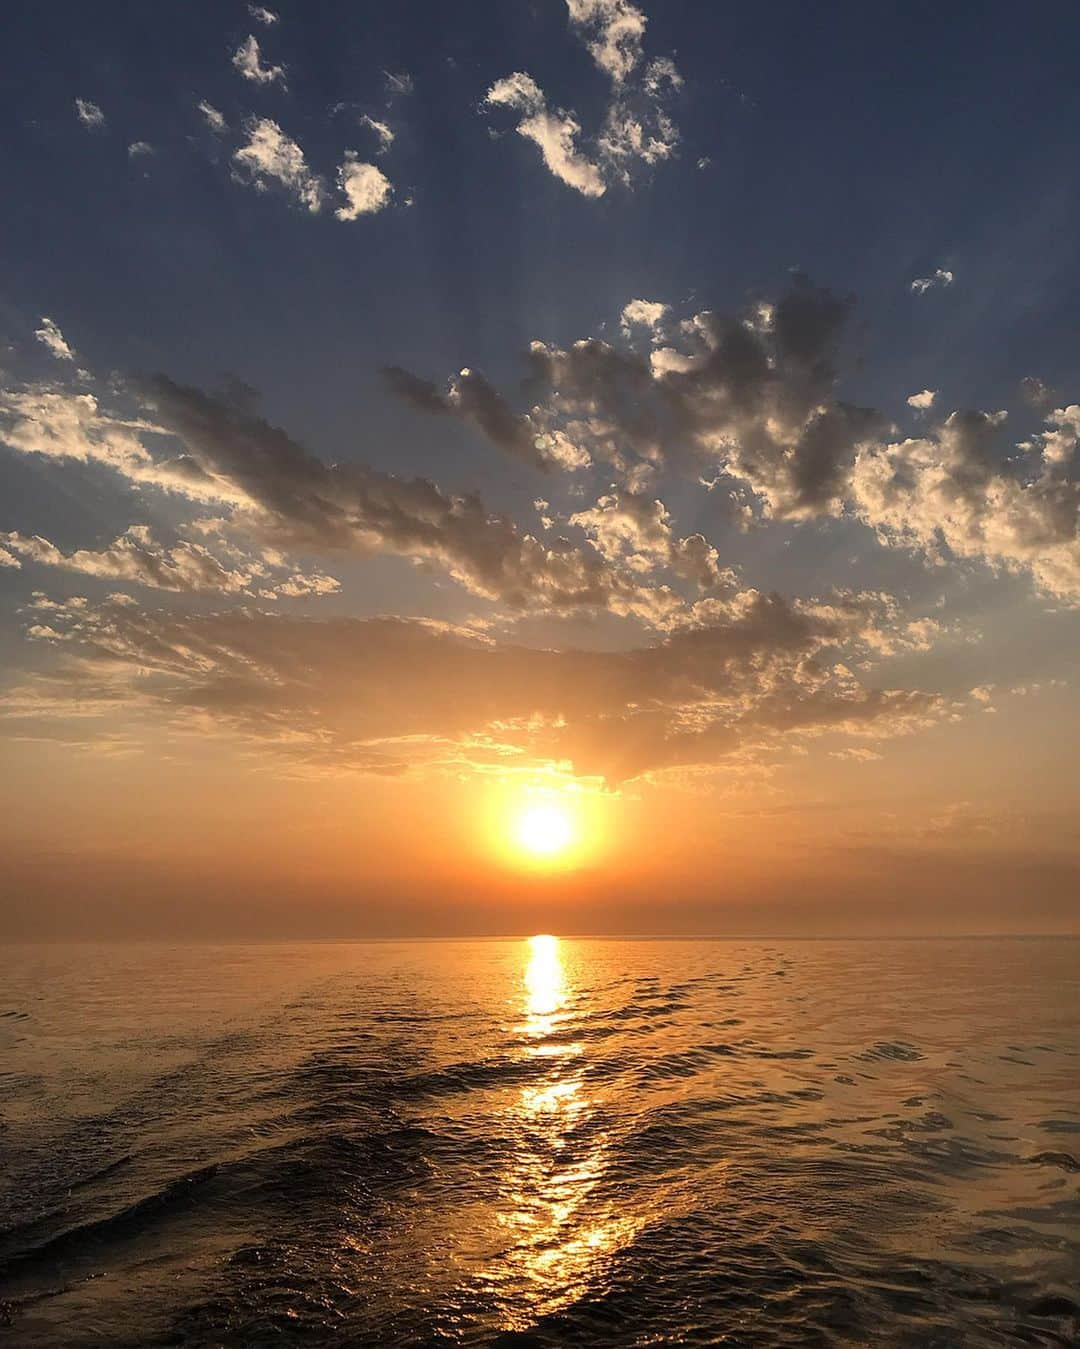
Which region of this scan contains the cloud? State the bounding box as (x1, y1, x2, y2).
(911, 268, 954, 295)
(360, 115, 394, 152)
(484, 2, 682, 197)
(0, 375, 695, 624)
(485, 74, 607, 198)
(393, 278, 881, 514)
(231, 34, 286, 87)
(384, 71, 414, 97)
(569, 489, 737, 590)
(248, 3, 278, 23)
(566, 0, 647, 84)
(0, 525, 338, 598)
(851, 406, 1080, 599)
(528, 277, 884, 516)
(74, 98, 105, 129)
(127, 141, 154, 158)
(400, 275, 1080, 600)
(8, 589, 951, 783)
(233, 118, 324, 211)
(34, 317, 74, 362)
(335, 153, 392, 219)
(620, 298, 668, 338)
(197, 100, 228, 134)
(383, 363, 589, 471)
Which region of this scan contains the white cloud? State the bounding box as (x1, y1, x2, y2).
(907, 389, 937, 411)
(335, 153, 392, 219)
(485, 74, 606, 198)
(569, 489, 736, 590)
(911, 268, 954, 295)
(74, 98, 105, 129)
(248, 3, 278, 23)
(231, 34, 286, 87)
(127, 141, 154, 158)
(851, 407, 1080, 599)
(233, 118, 325, 212)
(361, 115, 394, 153)
(34, 317, 74, 362)
(197, 100, 228, 134)
(0, 525, 339, 598)
(566, 0, 647, 84)
(620, 298, 668, 338)
(484, 6, 682, 197)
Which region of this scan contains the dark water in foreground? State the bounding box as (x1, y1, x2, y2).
(0, 938, 1077, 1346)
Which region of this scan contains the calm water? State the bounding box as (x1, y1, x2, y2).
(0, 938, 1077, 1346)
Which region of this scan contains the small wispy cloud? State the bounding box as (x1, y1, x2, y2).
(483, 0, 682, 197)
(74, 98, 105, 129)
(360, 115, 394, 153)
(197, 100, 228, 134)
(232, 34, 286, 87)
(911, 268, 954, 295)
(248, 3, 279, 24)
(906, 389, 937, 411)
(233, 118, 324, 211)
(384, 71, 414, 97)
(485, 73, 606, 198)
(34, 317, 75, 362)
(127, 141, 154, 158)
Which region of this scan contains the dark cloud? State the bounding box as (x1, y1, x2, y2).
(9, 589, 951, 784)
(135, 376, 674, 619)
(382, 364, 564, 470)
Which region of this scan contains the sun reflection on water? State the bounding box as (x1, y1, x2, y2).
(524, 933, 564, 1025)
(487, 935, 643, 1331)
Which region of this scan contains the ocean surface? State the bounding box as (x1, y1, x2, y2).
(0, 937, 1077, 1346)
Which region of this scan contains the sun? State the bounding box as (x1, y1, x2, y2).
(514, 803, 574, 858)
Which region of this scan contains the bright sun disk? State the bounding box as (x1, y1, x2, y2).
(515, 803, 574, 857)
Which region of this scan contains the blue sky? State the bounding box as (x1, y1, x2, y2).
(0, 0, 1077, 935)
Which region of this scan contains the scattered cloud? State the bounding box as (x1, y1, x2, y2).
(335, 153, 392, 219)
(566, 0, 648, 85)
(485, 74, 606, 198)
(360, 115, 394, 153)
(34, 317, 75, 362)
(384, 71, 414, 97)
(620, 298, 668, 339)
(8, 589, 952, 784)
(568, 489, 737, 589)
(248, 3, 278, 24)
(402, 276, 1080, 600)
(851, 406, 1080, 599)
(0, 525, 340, 597)
(197, 100, 228, 134)
(483, 0, 682, 196)
(127, 141, 154, 158)
(911, 268, 954, 295)
(233, 118, 324, 212)
(74, 98, 105, 130)
(0, 377, 684, 624)
(383, 363, 590, 471)
(907, 389, 937, 411)
(231, 34, 286, 87)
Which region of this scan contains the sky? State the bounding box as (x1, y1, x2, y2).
(1, 0, 1078, 938)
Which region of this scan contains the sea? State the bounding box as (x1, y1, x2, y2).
(0, 937, 1077, 1346)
